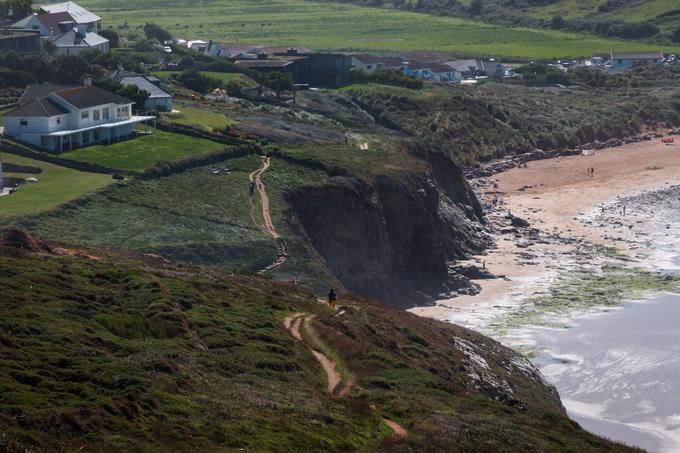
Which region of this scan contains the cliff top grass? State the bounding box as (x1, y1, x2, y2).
(161, 107, 235, 132)
(0, 154, 112, 221)
(80, 0, 679, 58)
(60, 130, 224, 172)
(0, 236, 643, 452)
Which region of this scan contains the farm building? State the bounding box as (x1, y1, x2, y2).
(609, 51, 663, 71)
(5, 84, 154, 152)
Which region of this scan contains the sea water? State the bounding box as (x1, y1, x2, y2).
(531, 292, 680, 452)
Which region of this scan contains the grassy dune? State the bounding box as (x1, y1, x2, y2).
(79, 0, 679, 58)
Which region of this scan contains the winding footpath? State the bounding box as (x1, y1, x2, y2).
(282, 312, 407, 438)
(248, 156, 288, 273)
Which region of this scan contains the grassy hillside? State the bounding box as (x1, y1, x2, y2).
(0, 233, 644, 452)
(0, 155, 112, 220)
(61, 131, 225, 173)
(78, 0, 679, 58)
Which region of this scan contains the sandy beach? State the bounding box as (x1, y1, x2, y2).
(411, 137, 680, 321)
(410, 136, 680, 452)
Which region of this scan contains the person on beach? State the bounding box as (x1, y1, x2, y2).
(328, 288, 338, 310)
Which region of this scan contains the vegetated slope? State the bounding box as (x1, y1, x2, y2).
(0, 232, 643, 452)
(343, 68, 680, 164)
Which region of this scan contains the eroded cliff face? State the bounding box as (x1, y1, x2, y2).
(285, 155, 489, 307)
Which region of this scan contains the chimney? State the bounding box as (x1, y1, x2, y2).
(83, 78, 92, 87)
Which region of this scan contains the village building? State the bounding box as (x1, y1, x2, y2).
(0, 28, 42, 55)
(235, 53, 353, 88)
(38, 1, 101, 32)
(4, 84, 154, 152)
(110, 69, 173, 112)
(403, 61, 461, 82)
(352, 54, 386, 73)
(12, 5, 109, 54)
(51, 25, 109, 55)
(444, 59, 505, 78)
(205, 42, 311, 59)
(609, 51, 664, 71)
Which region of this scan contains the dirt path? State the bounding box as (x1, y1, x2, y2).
(249, 157, 288, 273)
(284, 313, 343, 394)
(383, 419, 408, 437)
(282, 313, 407, 437)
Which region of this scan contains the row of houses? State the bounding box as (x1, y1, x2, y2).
(5, 1, 109, 56)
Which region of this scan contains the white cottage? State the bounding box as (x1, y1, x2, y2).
(4, 84, 154, 152)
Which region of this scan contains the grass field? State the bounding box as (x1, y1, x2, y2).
(81, 0, 680, 58)
(162, 106, 234, 132)
(0, 155, 112, 221)
(61, 130, 224, 172)
(17, 155, 332, 284)
(153, 70, 258, 88)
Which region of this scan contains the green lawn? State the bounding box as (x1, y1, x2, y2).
(162, 106, 234, 132)
(154, 71, 258, 88)
(61, 130, 224, 172)
(0, 154, 112, 221)
(83, 0, 680, 58)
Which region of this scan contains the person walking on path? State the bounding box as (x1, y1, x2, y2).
(249, 180, 256, 197)
(328, 288, 338, 310)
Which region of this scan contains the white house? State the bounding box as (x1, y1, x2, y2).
(51, 25, 109, 55)
(352, 54, 385, 73)
(38, 1, 101, 32)
(609, 51, 663, 71)
(110, 70, 173, 112)
(444, 59, 505, 78)
(4, 84, 155, 152)
(13, 11, 77, 37)
(13, 11, 109, 54)
(187, 40, 208, 52)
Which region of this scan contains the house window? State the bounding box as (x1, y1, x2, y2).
(20, 119, 28, 126)
(56, 117, 61, 125)
(102, 108, 109, 120)
(93, 110, 100, 121)
(41, 136, 49, 147)
(81, 111, 89, 120)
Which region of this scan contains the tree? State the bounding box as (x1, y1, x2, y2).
(469, 0, 483, 15)
(143, 23, 173, 43)
(118, 84, 150, 110)
(176, 69, 219, 93)
(180, 55, 195, 68)
(98, 29, 120, 48)
(672, 26, 680, 43)
(54, 55, 88, 84)
(261, 72, 293, 99)
(0, 0, 33, 19)
(551, 14, 565, 29)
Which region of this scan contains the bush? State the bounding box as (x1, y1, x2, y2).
(175, 69, 220, 93)
(355, 69, 424, 89)
(99, 29, 120, 48)
(143, 23, 173, 43)
(672, 27, 680, 43)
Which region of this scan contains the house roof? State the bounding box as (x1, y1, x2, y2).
(39, 2, 100, 24)
(396, 51, 449, 64)
(119, 76, 172, 99)
(352, 54, 385, 65)
(52, 28, 108, 48)
(234, 59, 296, 68)
(444, 59, 481, 72)
(407, 61, 433, 70)
(6, 96, 69, 117)
(380, 56, 406, 68)
(13, 11, 75, 34)
(54, 86, 131, 108)
(430, 64, 455, 73)
(257, 45, 312, 55)
(610, 51, 663, 60)
(18, 83, 75, 105)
